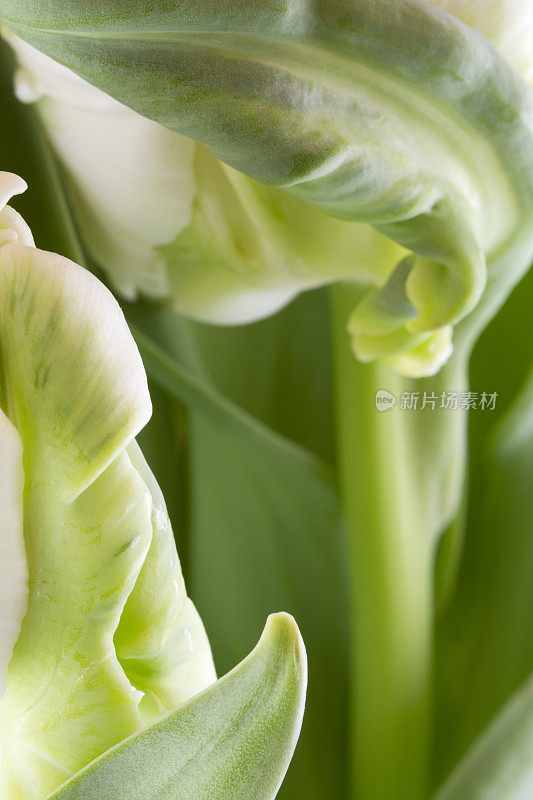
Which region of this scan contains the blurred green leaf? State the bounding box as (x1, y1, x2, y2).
(127, 304, 349, 799)
(0, 39, 81, 259)
(434, 670, 533, 800)
(434, 263, 533, 787)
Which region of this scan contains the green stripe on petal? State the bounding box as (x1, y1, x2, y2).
(4, 1, 533, 373)
(0, 202, 215, 798)
(116, 441, 215, 723)
(0, 243, 151, 499)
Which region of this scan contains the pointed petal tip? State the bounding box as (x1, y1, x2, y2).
(261, 612, 308, 684)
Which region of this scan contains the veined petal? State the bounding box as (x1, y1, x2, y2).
(0, 174, 215, 799)
(6, 33, 401, 323)
(116, 442, 216, 722)
(4, 0, 533, 376)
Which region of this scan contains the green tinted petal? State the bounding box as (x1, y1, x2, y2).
(4, 1, 533, 374)
(0, 242, 150, 798)
(47, 613, 306, 800)
(6, 34, 400, 324)
(0, 201, 214, 798)
(115, 441, 215, 722)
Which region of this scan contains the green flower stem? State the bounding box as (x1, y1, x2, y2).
(331, 284, 434, 800)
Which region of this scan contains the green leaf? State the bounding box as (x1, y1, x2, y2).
(45, 613, 307, 800)
(433, 671, 533, 800)
(129, 318, 333, 475)
(126, 300, 349, 800)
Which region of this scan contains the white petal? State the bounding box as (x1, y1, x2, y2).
(0, 410, 27, 699)
(0, 172, 27, 213)
(8, 34, 196, 300)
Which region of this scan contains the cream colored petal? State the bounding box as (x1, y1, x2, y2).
(0, 411, 27, 700)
